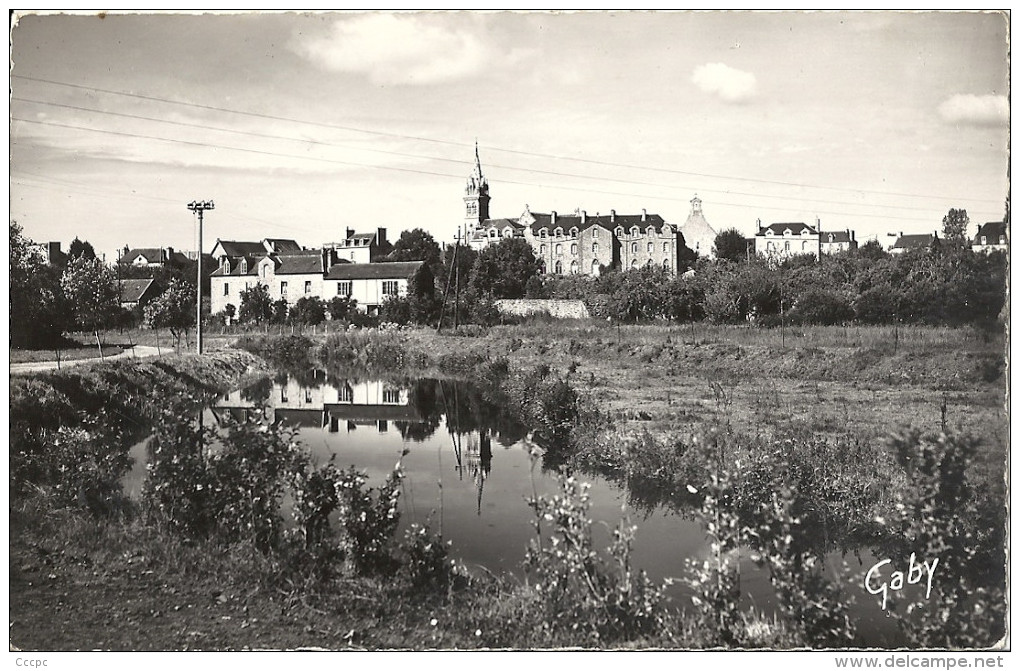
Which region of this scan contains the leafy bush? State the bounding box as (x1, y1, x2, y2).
(884, 430, 1006, 647)
(525, 473, 667, 644)
(334, 464, 404, 575)
(397, 522, 453, 593)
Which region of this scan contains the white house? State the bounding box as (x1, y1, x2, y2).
(755, 222, 820, 259)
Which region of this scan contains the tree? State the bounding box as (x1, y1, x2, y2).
(440, 241, 477, 289)
(67, 237, 97, 261)
(144, 278, 196, 349)
(713, 229, 748, 263)
(239, 283, 273, 325)
(942, 208, 970, 245)
(388, 228, 443, 280)
(328, 295, 357, 321)
(60, 255, 119, 356)
(469, 237, 541, 299)
(10, 221, 68, 348)
(289, 296, 326, 325)
(271, 298, 289, 324)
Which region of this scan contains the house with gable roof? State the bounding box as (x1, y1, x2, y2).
(755, 222, 821, 259)
(972, 221, 1008, 254)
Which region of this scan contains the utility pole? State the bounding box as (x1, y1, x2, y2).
(187, 200, 214, 354)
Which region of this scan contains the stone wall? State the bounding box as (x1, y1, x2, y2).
(493, 299, 590, 319)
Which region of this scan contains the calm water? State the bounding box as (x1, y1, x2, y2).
(124, 372, 902, 645)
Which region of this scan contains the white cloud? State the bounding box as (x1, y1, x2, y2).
(938, 94, 1008, 127)
(294, 14, 506, 86)
(691, 62, 757, 103)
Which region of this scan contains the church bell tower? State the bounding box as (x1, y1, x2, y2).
(464, 141, 490, 234)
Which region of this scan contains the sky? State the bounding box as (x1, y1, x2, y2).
(9, 10, 1010, 262)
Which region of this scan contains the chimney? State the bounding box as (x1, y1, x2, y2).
(610, 209, 616, 223)
(851, 230, 855, 241)
(551, 211, 557, 225)
(641, 208, 647, 222)
(757, 218, 763, 232)
(580, 210, 587, 224)
(377, 227, 387, 245)
(165, 246, 174, 264)
(346, 227, 355, 241)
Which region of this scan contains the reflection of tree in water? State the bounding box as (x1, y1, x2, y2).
(438, 379, 529, 447)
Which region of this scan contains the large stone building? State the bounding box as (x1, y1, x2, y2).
(463, 147, 702, 276)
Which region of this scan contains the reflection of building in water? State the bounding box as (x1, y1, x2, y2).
(213, 372, 416, 433)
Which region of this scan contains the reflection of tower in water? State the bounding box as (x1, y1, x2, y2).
(465, 429, 493, 515)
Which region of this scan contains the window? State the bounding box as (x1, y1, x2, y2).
(240, 259, 247, 273)
(304, 388, 312, 403)
(631, 242, 638, 253)
(592, 242, 599, 254)
(593, 227, 599, 239)
(540, 228, 548, 238)
(554, 227, 563, 238)
(280, 386, 288, 403)
(570, 243, 577, 255)
(339, 383, 353, 403)
(350, 251, 356, 260)
(784, 241, 790, 252)
(570, 260, 578, 274)
(281, 281, 288, 295)
(540, 244, 546, 254)
(767, 241, 774, 251)
(663, 242, 669, 253)
(630, 259, 638, 268)
(223, 283, 229, 297)
(554, 260, 563, 274)
(631, 226, 640, 237)
(615, 227, 624, 238)
(592, 259, 600, 274)
(489, 229, 497, 238)
(647, 242, 653, 253)
(647, 226, 655, 237)
(663, 259, 670, 269)
(982, 236, 988, 245)
(382, 280, 399, 296)
(304, 280, 312, 294)
(1000, 235, 1007, 244)
(555, 243, 563, 256)
(504, 227, 513, 238)
(570, 227, 578, 239)
(383, 388, 401, 404)
(338, 281, 352, 296)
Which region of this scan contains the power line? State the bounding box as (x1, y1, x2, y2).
(11, 116, 954, 223)
(13, 95, 964, 216)
(13, 74, 1003, 205)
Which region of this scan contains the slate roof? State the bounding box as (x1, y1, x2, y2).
(757, 223, 818, 236)
(325, 261, 424, 281)
(820, 231, 854, 244)
(215, 240, 269, 257)
(273, 254, 325, 275)
(122, 248, 163, 264)
(265, 238, 302, 253)
(119, 278, 158, 304)
(527, 212, 668, 235)
(892, 233, 936, 250)
(209, 256, 259, 277)
(974, 221, 1008, 243)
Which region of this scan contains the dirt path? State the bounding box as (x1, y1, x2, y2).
(9, 346, 163, 376)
